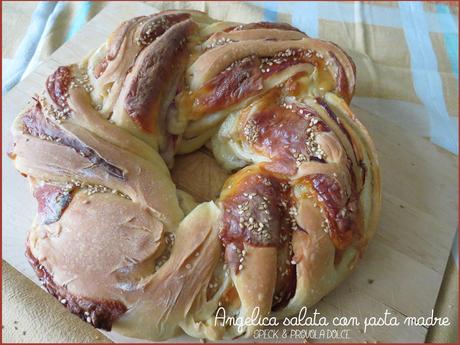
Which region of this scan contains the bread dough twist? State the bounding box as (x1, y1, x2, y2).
(9, 10, 381, 341)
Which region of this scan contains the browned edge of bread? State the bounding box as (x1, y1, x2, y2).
(25, 245, 127, 330)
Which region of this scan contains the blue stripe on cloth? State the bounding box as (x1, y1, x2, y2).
(20, 2, 69, 80)
(258, 1, 319, 37)
(435, 4, 459, 79)
(289, 2, 319, 38)
(263, 3, 278, 23)
(326, 2, 457, 34)
(3, 1, 57, 93)
(251, 1, 457, 34)
(399, 1, 458, 154)
(65, 1, 92, 41)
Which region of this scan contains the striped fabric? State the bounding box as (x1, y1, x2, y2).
(2, 1, 458, 155)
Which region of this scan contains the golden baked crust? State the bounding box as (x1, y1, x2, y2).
(9, 10, 380, 341)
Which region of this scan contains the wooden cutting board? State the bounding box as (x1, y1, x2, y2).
(2, 2, 457, 343)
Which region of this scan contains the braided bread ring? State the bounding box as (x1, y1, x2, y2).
(9, 10, 381, 341)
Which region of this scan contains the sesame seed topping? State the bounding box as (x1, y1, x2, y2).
(69, 68, 94, 94)
(288, 206, 299, 231)
(321, 218, 331, 233)
(205, 37, 235, 49)
(63, 180, 131, 200)
(243, 119, 259, 144)
(293, 151, 309, 166)
(154, 232, 175, 271)
(39, 96, 71, 122)
(136, 15, 179, 46)
(224, 55, 256, 72)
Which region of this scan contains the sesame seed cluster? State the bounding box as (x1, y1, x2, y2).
(235, 246, 247, 272)
(137, 16, 172, 46)
(236, 191, 275, 245)
(242, 119, 259, 144)
(259, 48, 323, 74)
(224, 55, 257, 72)
(39, 95, 71, 123)
(62, 179, 131, 199)
(70, 68, 94, 93)
(136, 13, 189, 47)
(241, 95, 328, 171)
(220, 171, 301, 279)
(40, 65, 96, 125)
(205, 37, 235, 50)
(154, 232, 176, 271)
(260, 48, 301, 73)
(280, 100, 327, 162)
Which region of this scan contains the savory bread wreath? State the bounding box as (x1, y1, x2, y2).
(9, 10, 381, 341)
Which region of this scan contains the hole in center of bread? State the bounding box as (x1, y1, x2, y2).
(171, 146, 230, 202)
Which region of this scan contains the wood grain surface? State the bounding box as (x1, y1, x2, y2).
(2, 2, 458, 343)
